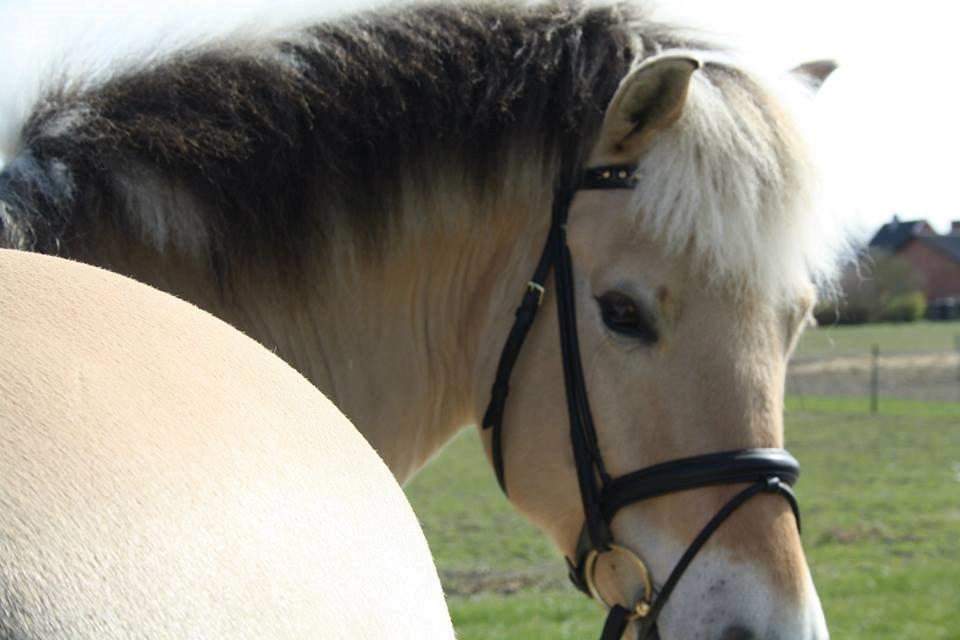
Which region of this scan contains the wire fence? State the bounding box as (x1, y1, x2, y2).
(786, 335, 960, 409)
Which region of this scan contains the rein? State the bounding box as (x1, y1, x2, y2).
(482, 164, 801, 640)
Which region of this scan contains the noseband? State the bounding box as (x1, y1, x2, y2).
(482, 165, 802, 640)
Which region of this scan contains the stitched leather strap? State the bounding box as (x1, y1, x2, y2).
(600, 449, 800, 525)
(581, 166, 638, 190)
(600, 604, 632, 640)
(567, 448, 801, 598)
(556, 219, 614, 551)
(590, 476, 799, 640)
(481, 217, 560, 493)
(633, 478, 799, 639)
(482, 164, 636, 493)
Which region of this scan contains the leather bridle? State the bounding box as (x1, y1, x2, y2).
(482, 164, 802, 640)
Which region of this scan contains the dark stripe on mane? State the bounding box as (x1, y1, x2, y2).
(0, 1, 698, 266)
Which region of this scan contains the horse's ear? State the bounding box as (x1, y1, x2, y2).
(790, 59, 838, 93)
(592, 54, 700, 162)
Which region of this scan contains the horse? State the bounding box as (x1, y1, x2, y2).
(0, 2, 853, 638)
(0, 249, 454, 639)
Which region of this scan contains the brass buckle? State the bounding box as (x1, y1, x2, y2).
(583, 544, 654, 621)
(527, 281, 546, 306)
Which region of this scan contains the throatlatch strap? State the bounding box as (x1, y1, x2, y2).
(482, 190, 571, 493)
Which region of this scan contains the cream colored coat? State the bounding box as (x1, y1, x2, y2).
(0, 249, 453, 639)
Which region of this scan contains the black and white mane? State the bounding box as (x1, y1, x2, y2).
(0, 1, 847, 298)
(1, 4, 647, 255)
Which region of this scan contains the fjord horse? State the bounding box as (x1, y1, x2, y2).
(0, 2, 851, 637)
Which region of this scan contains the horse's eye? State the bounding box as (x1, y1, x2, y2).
(596, 291, 658, 344)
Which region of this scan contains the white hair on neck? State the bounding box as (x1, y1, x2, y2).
(631, 56, 855, 304)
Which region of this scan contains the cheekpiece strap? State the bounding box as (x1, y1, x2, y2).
(599, 605, 633, 640)
(481, 171, 632, 494)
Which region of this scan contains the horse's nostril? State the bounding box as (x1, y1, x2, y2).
(719, 625, 755, 640)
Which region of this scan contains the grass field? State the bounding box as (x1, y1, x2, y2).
(788, 319, 960, 403)
(405, 323, 960, 639)
(795, 319, 960, 358)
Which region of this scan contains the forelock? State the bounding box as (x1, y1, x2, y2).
(630, 58, 854, 304)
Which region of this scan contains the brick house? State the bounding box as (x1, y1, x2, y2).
(869, 217, 960, 318)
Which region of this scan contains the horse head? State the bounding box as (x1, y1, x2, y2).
(481, 52, 842, 640)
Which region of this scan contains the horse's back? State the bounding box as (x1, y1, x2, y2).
(0, 249, 453, 639)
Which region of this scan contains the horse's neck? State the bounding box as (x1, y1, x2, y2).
(297, 200, 550, 482)
(85, 193, 551, 483)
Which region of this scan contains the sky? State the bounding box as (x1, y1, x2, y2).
(1, 0, 956, 238)
(654, 0, 960, 236)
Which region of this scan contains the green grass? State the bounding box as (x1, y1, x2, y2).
(450, 592, 600, 639)
(403, 429, 556, 574)
(406, 404, 960, 639)
(795, 319, 960, 358)
(787, 406, 960, 638)
(787, 394, 960, 417)
(405, 429, 612, 640)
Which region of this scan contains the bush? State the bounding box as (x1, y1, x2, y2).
(813, 300, 868, 325)
(876, 292, 927, 322)
(820, 251, 928, 325)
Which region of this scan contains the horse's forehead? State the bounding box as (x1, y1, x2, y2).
(569, 195, 817, 317)
(567, 194, 676, 275)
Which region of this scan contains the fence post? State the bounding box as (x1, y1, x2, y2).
(870, 344, 879, 414)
